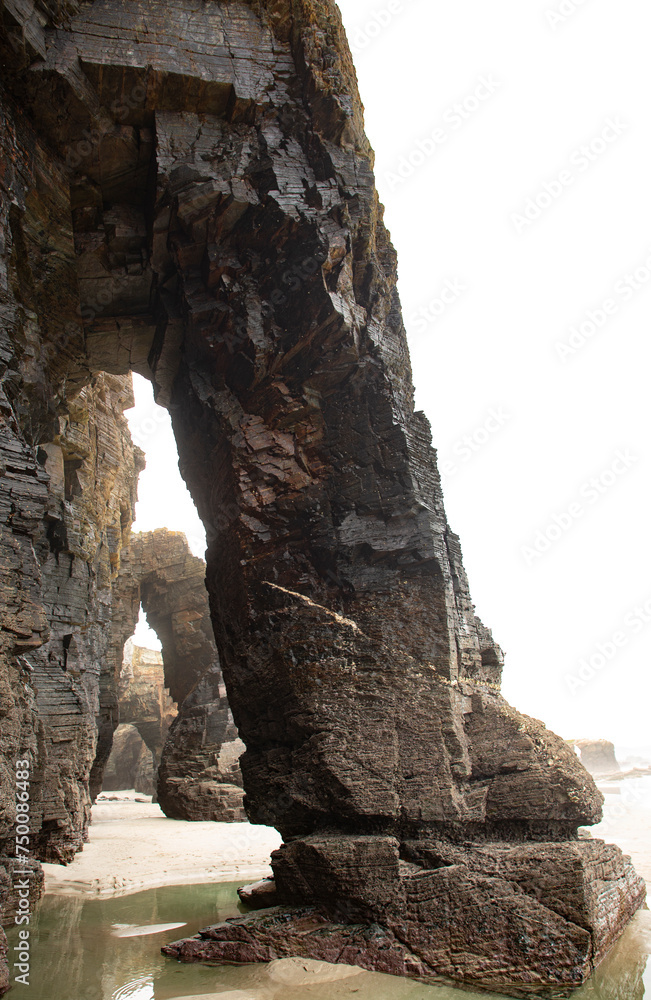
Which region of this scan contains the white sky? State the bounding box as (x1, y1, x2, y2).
(126, 0, 650, 748)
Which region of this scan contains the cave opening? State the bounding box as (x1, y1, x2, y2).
(99, 632, 175, 801)
(84, 378, 246, 822)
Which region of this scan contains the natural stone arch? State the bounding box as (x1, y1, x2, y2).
(102, 722, 155, 795)
(0, 0, 644, 994)
(115, 641, 176, 792)
(100, 528, 246, 820)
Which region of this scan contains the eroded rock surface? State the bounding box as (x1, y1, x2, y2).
(114, 640, 176, 795)
(111, 530, 245, 819)
(0, 0, 645, 994)
(102, 723, 155, 795)
(157, 673, 246, 822)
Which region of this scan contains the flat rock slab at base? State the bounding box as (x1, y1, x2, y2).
(163, 829, 648, 1000)
(163, 904, 586, 999)
(162, 907, 440, 984)
(238, 879, 279, 910)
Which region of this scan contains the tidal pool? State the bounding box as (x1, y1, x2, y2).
(5, 879, 651, 1000)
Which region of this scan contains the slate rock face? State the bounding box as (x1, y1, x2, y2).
(0, 0, 645, 994)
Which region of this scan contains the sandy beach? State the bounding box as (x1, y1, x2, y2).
(43, 781, 651, 901)
(42, 792, 282, 896)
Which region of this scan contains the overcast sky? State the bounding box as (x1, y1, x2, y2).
(127, 0, 650, 749)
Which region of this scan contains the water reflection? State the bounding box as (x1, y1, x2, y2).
(5, 880, 649, 1000)
(114, 978, 155, 1000)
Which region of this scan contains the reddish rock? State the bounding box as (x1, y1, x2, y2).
(238, 878, 279, 910)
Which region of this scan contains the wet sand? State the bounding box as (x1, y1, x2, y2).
(42, 792, 282, 896)
(591, 775, 651, 886)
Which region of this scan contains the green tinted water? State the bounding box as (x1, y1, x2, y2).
(5, 881, 651, 1000)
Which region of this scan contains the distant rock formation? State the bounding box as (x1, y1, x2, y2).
(574, 740, 621, 776)
(102, 724, 155, 795)
(110, 532, 245, 820)
(114, 641, 177, 795)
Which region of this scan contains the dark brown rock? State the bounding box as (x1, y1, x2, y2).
(0, 0, 645, 993)
(157, 670, 245, 821)
(173, 835, 645, 997)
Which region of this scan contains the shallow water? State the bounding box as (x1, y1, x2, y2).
(5, 878, 651, 1000)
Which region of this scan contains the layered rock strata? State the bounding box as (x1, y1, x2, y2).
(0, 0, 645, 995)
(110, 530, 245, 818)
(101, 723, 155, 795)
(115, 640, 177, 794)
(0, 95, 144, 859)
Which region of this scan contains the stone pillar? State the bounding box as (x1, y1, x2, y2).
(0, 0, 645, 993)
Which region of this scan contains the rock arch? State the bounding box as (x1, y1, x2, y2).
(0, 0, 644, 993)
(106, 528, 246, 820)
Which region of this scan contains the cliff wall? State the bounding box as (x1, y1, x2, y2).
(0, 0, 645, 994)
